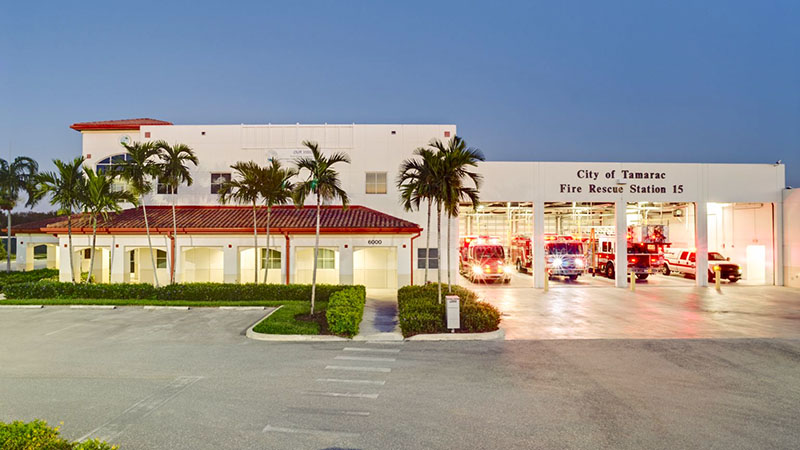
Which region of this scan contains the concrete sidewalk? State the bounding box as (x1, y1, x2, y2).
(354, 289, 402, 340)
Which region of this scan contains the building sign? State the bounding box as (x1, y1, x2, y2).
(559, 169, 683, 195)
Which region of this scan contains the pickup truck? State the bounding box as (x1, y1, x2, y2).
(663, 250, 742, 282)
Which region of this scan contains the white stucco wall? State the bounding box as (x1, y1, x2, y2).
(784, 188, 800, 288)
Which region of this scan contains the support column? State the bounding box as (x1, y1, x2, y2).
(695, 201, 709, 287)
(110, 244, 125, 283)
(774, 201, 784, 286)
(615, 200, 628, 288)
(223, 245, 238, 284)
(339, 243, 354, 285)
(47, 245, 57, 269)
(58, 242, 72, 282)
(533, 200, 545, 289)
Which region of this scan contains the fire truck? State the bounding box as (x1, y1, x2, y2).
(592, 225, 669, 280)
(459, 236, 512, 284)
(510, 234, 587, 280)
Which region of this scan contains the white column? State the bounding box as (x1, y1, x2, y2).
(398, 241, 411, 287)
(615, 200, 628, 288)
(695, 201, 709, 287)
(774, 201, 784, 286)
(110, 244, 125, 283)
(15, 239, 28, 271)
(58, 242, 72, 282)
(339, 243, 354, 285)
(47, 245, 57, 269)
(223, 245, 238, 283)
(533, 200, 545, 289)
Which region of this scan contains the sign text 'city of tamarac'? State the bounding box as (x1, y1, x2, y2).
(559, 170, 684, 195)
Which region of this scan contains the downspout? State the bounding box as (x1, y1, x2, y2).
(410, 231, 421, 286)
(284, 233, 290, 285)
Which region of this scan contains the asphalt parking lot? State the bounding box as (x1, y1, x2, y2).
(1, 306, 799, 449)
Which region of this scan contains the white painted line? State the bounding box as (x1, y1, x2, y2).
(70, 305, 116, 310)
(143, 306, 190, 310)
(218, 306, 265, 310)
(335, 355, 396, 362)
(262, 425, 359, 438)
(285, 407, 370, 417)
(366, 340, 404, 345)
(302, 391, 379, 399)
(343, 347, 400, 353)
(325, 365, 391, 373)
(0, 304, 43, 309)
(316, 378, 386, 386)
(44, 323, 81, 336)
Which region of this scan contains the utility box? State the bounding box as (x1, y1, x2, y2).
(445, 295, 460, 331)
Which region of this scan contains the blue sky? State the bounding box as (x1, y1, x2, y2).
(1, 0, 798, 195)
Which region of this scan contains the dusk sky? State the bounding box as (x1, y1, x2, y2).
(1, 0, 798, 199)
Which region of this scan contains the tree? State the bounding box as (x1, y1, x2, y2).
(80, 168, 137, 283)
(119, 141, 163, 286)
(154, 141, 198, 284)
(397, 148, 441, 285)
(293, 141, 350, 314)
(260, 159, 297, 284)
(34, 157, 85, 283)
(0, 157, 39, 272)
(217, 161, 265, 284)
(433, 136, 484, 293)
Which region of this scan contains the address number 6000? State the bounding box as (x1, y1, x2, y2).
(367, 239, 383, 245)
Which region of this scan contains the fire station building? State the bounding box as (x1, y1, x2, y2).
(11, 118, 798, 289)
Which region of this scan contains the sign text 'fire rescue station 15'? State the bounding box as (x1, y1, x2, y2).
(559, 170, 685, 195)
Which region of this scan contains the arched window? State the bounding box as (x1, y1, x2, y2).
(95, 154, 132, 174)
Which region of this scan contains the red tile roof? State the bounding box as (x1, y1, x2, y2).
(70, 118, 173, 132)
(11, 205, 421, 235)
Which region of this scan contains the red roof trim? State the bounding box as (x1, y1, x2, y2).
(70, 118, 172, 132)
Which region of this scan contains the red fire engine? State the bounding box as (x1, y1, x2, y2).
(459, 236, 512, 284)
(510, 234, 587, 280)
(591, 225, 669, 280)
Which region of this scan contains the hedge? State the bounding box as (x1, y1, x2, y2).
(397, 283, 501, 337)
(0, 419, 115, 450)
(2, 280, 359, 302)
(0, 268, 58, 291)
(325, 286, 367, 337)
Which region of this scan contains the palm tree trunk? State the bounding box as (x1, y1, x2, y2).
(171, 191, 177, 284)
(86, 216, 98, 284)
(142, 200, 159, 287)
(436, 200, 442, 303)
(67, 214, 75, 283)
(263, 206, 271, 284)
(6, 212, 11, 272)
(447, 213, 452, 293)
(425, 199, 431, 284)
(311, 195, 321, 315)
(252, 202, 258, 284)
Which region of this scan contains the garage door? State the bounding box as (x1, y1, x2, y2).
(353, 247, 397, 289)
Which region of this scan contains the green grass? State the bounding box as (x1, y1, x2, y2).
(251, 301, 328, 335)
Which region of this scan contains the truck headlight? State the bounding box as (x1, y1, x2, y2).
(503, 265, 513, 274)
(472, 265, 483, 275)
(575, 258, 584, 268)
(552, 257, 563, 267)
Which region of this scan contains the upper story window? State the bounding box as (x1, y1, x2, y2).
(211, 173, 231, 194)
(157, 178, 177, 195)
(365, 172, 387, 194)
(95, 154, 132, 174)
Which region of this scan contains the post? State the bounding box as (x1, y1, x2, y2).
(695, 201, 709, 287)
(715, 266, 721, 292)
(630, 271, 635, 291)
(543, 268, 549, 293)
(615, 200, 628, 288)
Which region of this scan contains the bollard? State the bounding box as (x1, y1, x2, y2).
(714, 266, 721, 292)
(630, 271, 636, 292)
(543, 270, 549, 293)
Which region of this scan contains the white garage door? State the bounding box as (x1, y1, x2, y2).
(353, 247, 397, 290)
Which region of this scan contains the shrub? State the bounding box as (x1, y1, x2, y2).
(0, 420, 116, 450)
(326, 286, 367, 337)
(397, 283, 500, 337)
(3, 281, 157, 300)
(0, 268, 59, 291)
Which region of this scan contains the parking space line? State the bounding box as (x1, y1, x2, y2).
(263, 425, 359, 438)
(334, 355, 396, 362)
(285, 407, 370, 417)
(316, 378, 386, 385)
(343, 347, 400, 353)
(302, 391, 379, 399)
(325, 365, 391, 373)
(44, 323, 81, 336)
(365, 341, 403, 345)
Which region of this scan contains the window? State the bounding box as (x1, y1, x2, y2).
(260, 248, 282, 269)
(365, 172, 387, 194)
(156, 250, 168, 269)
(157, 178, 177, 194)
(210, 173, 231, 194)
(129, 251, 136, 273)
(680, 251, 689, 260)
(83, 248, 91, 259)
(95, 153, 132, 174)
(417, 248, 439, 269)
(317, 248, 336, 269)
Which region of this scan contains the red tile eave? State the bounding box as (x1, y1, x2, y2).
(34, 226, 423, 235)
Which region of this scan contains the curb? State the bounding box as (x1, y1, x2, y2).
(70, 305, 117, 310)
(219, 306, 267, 311)
(245, 306, 349, 342)
(143, 306, 191, 311)
(405, 328, 505, 341)
(0, 304, 43, 309)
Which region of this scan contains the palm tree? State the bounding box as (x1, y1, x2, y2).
(81, 168, 137, 283)
(261, 159, 297, 284)
(0, 157, 39, 272)
(293, 141, 350, 314)
(119, 141, 163, 286)
(217, 161, 265, 284)
(34, 157, 85, 282)
(434, 137, 484, 292)
(397, 148, 441, 285)
(155, 141, 198, 284)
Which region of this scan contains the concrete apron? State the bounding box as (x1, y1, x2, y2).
(354, 289, 403, 341)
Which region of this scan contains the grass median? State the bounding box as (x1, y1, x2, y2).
(252, 301, 329, 335)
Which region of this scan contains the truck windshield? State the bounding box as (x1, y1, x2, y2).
(547, 243, 583, 255)
(473, 246, 504, 259)
(708, 252, 727, 261)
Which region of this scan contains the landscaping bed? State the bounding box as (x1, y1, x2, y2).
(0, 419, 115, 449)
(252, 286, 366, 337)
(397, 284, 501, 338)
